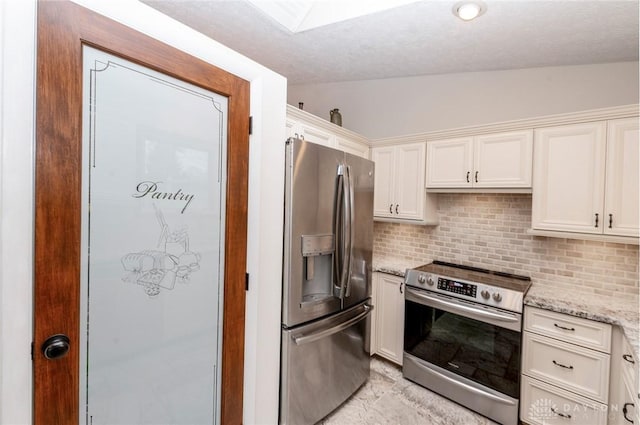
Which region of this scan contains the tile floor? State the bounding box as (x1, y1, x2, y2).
(319, 356, 499, 425)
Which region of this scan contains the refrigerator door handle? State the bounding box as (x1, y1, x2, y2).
(335, 164, 350, 301)
(344, 165, 355, 298)
(333, 167, 344, 297)
(292, 304, 372, 346)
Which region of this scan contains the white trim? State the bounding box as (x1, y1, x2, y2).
(526, 229, 639, 246)
(0, 1, 37, 424)
(426, 188, 532, 194)
(371, 104, 640, 146)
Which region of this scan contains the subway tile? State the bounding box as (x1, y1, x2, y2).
(374, 194, 638, 295)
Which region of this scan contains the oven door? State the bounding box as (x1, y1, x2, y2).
(403, 286, 522, 425)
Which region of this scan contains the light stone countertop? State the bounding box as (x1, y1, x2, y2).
(372, 255, 427, 277)
(524, 283, 640, 361)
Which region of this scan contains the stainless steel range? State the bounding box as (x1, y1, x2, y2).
(403, 261, 531, 425)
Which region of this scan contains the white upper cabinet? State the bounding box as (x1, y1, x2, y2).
(286, 105, 369, 158)
(474, 131, 533, 188)
(372, 146, 396, 217)
(604, 118, 639, 237)
(426, 137, 473, 187)
(335, 135, 370, 158)
(371, 141, 438, 223)
(532, 122, 607, 234)
(298, 122, 333, 147)
(426, 130, 533, 190)
(531, 119, 639, 239)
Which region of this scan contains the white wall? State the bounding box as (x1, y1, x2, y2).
(288, 62, 640, 139)
(0, 1, 286, 423)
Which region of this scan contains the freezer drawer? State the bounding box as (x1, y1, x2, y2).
(280, 301, 372, 425)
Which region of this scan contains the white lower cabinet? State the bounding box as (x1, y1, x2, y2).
(522, 332, 610, 403)
(521, 306, 612, 425)
(371, 272, 404, 365)
(609, 326, 639, 425)
(521, 375, 609, 425)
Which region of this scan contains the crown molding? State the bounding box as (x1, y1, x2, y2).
(370, 104, 639, 146)
(286, 104, 369, 143)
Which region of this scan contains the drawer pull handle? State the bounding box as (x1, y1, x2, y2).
(553, 323, 575, 331)
(623, 403, 634, 423)
(623, 354, 635, 364)
(551, 407, 572, 419)
(552, 360, 574, 370)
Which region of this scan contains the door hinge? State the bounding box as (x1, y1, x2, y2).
(249, 116, 253, 135)
(245, 272, 250, 291)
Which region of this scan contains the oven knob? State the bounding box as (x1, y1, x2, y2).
(492, 292, 502, 302)
(427, 277, 434, 286)
(418, 274, 426, 284)
(480, 290, 490, 299)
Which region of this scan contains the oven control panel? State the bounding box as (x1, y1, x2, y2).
(404, 269, 526, 313)
(437, 278, 476, 298)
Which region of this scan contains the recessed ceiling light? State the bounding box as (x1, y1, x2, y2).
(453, 1, 487, 21)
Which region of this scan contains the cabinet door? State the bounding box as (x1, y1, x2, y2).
(298, 122, 334, 148)
(394, 142, 425, 220)
(474, 130, 533, 188)
(426, 137, 473, 188)
(375, 274, 405, 365)
(336, 136, 369, 159)
(286, 117, 299, 139)
(532, 122, 607, 234)
(372, 146, 396, 218)
(604, 118, 639, 237)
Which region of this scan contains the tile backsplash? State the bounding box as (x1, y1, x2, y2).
(374, 194, 639, 296)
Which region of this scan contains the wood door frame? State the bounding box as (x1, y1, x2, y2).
(34, 2, 249, 423)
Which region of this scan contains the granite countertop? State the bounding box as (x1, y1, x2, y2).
(525, 283, 640, 361)
(372, 255, 427, 277)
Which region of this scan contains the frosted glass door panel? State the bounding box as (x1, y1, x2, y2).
(80, 47, 227, 425)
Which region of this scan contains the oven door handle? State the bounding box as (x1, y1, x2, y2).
(410, 355, 517, 406)
(405, 287, 520, 326)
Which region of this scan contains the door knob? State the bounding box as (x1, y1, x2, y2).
(41, 334, 70, 360)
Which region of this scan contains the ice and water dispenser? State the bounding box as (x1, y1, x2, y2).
(301, 234, 335, 304)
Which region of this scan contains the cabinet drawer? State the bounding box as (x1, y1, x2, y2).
(521, 375, 608, 425)
(525, 307, 612, 353)
(522, 332, 610, 403)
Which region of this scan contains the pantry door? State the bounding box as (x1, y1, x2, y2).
(34, 2, 249, 424)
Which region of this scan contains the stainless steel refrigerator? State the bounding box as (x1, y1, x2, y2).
(280, 137, 374, 425)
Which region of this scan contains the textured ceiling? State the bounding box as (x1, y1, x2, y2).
(143, 0, 639, 85)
